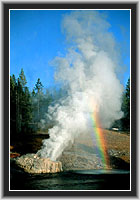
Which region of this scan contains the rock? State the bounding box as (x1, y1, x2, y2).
(15, 154, 63, 174)
(10, 152, 20, 158)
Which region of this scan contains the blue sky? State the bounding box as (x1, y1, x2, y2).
(10, 9, 130, 91)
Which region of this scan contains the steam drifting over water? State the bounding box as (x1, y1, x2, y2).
(37, 11, 124, 161)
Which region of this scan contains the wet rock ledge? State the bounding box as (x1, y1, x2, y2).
(15, 154, 63, 174)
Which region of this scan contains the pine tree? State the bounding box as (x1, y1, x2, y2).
(18, 69, 32, 133)
(16, 68, 28, 133)
(121, 78, 130, 131)
(34, 78, 44, 129)
(32, 89, 36, 97)
(111, 78, 130, 131)
(16, 78, 22, 133)
(19, 68, 27, 88)
(35, 78, 43, 94)
(22, 86, 32, 133)
(10, 69, 33, 135)
(10, 75, 17, 135)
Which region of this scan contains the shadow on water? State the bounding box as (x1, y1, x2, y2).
(10, 160, 130, 191)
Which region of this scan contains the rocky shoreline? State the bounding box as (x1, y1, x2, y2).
(10, 130, 130, 174)
(11, 144, 129, 174)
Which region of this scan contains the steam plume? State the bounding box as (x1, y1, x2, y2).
(37, 11, 124, 161)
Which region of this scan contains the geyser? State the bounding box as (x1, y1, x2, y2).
(37, 11, 124, 162)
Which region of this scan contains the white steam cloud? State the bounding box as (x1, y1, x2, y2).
(37, 11, 124, 161)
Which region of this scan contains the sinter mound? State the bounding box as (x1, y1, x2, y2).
(16, 154, 63, 173)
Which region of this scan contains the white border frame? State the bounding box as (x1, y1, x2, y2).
(9, 8, 131, 192)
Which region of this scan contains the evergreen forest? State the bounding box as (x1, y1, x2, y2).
(10, 68, 130, 139)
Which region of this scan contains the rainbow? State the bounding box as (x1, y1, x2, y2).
(90, 112, 110, 169)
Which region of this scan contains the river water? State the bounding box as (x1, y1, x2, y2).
(10, 163, 130, 190)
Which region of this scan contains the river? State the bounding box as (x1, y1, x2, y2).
(10, 162, 130, 190)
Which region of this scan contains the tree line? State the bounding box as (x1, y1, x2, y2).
(112, 77, 130, 131)
(10, 68, 54, 136)
(10, 68, 130, 136)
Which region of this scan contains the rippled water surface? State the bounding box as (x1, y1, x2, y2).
(10, 164, 130, 190)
